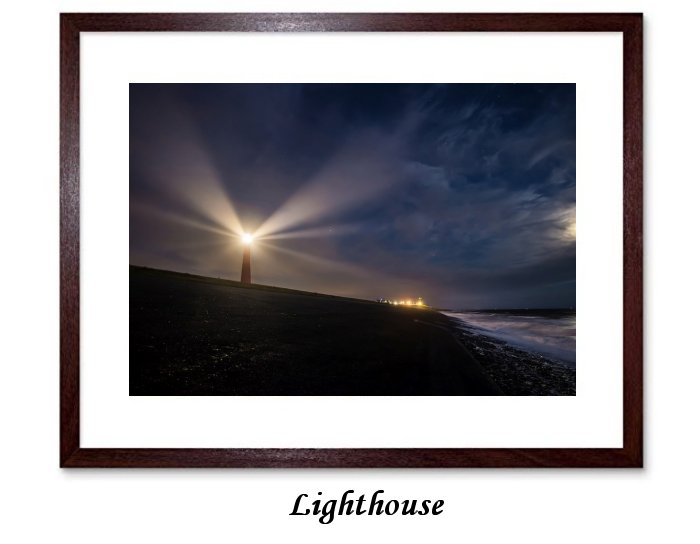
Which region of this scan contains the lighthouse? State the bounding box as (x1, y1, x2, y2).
(241, 233, 253, 284)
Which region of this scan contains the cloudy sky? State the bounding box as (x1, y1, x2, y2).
(130, 83, 575, 309)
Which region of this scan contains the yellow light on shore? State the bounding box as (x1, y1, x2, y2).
(387, 297, 426, 307)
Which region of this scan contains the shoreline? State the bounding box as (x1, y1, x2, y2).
(444, 315, 576, 396)
(129, 266, 574, 396)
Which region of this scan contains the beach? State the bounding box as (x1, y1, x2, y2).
(445, 312, 576, 395)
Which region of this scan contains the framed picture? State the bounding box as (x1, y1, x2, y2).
(60, 13, 643, 467)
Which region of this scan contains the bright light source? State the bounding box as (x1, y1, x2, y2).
(242, 233, 254, 245)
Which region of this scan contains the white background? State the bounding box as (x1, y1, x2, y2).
(0, 0, 697, 543)
(81, 32, 622, 449)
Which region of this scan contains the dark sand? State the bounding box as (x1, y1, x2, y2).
(129, 266, 501, 396)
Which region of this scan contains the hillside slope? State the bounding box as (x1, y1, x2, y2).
(129, 266, 500, 395)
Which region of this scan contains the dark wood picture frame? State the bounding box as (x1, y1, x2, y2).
(60, 13, 643, 468)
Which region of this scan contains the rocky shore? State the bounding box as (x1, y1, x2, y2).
(447, 318, 576, 396)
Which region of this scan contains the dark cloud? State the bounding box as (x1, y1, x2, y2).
(130, 83, 575, 309)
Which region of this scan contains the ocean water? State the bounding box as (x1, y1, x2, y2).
(443, 310, 576, 367)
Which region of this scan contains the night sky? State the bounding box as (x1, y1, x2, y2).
(130, 83, 575, 309)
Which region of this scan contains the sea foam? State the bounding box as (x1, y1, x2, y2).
(444, 310, 576, 367)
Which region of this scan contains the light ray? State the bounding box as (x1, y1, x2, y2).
(254, 131, 404, 239)
(132, 100, 245, 236)
(256, 240, 373, 280)
(256, 223, 363, 242)
(131, 200, 235, 238)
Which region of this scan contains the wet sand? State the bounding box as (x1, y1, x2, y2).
(130, 266, 501, 396)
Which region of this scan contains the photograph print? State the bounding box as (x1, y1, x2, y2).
(130, 83, 576, 396)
